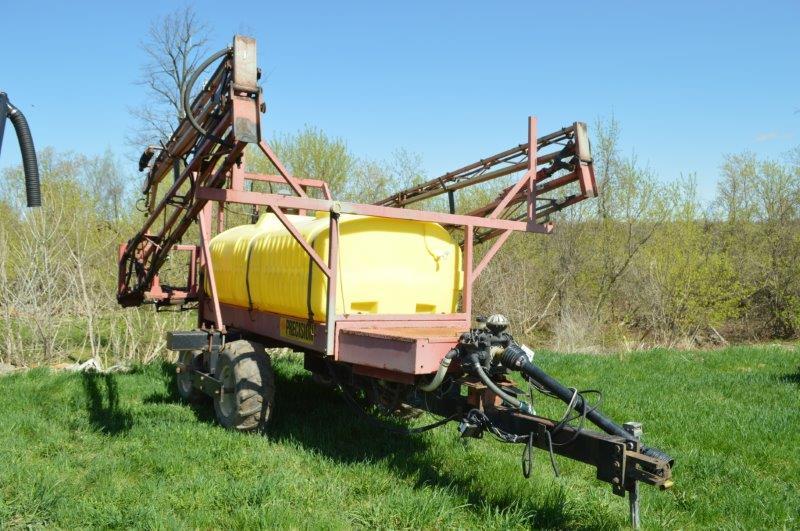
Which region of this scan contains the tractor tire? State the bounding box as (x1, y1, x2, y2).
(213, 340, 275, 432)
(176, 350, 204, 402)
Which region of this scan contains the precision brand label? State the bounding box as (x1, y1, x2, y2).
(280, 317, 315, 344)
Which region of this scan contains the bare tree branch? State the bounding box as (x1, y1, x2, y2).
(126, 6, 211, 151)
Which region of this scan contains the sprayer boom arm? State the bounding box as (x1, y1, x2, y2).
(375, 122, 596, 243)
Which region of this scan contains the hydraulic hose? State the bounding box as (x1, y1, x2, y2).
(181, 47, 232, 147)
(418, 348, 458, 392)
(470, 355, 533, 413)
(501, 344, 674, 467)
(3, 97, 40, 207)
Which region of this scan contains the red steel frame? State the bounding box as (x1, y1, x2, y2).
(118, 35, 597, 380)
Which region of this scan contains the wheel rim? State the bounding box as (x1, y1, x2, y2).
(218, 365, 235, 418)
(177, 352, 194, 395)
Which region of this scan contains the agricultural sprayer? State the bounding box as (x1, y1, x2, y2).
(118, 36, 673, 526)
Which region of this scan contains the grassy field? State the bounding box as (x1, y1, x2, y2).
(0, 345, 798, 529)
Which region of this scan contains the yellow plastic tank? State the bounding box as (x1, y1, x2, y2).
(208, 213, 462, 321)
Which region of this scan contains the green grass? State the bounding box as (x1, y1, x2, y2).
(0, 345, 798, 529)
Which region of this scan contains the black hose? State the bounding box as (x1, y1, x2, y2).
(418, 348, 458, 392)
(181, 47, 232, 147)
(5, 99, 40, 207)
(501, 344, 675, 467)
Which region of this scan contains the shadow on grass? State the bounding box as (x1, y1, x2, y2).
(142, 362, 217, 424)
(81, 372, 133, 435)
(142, 359, 592, 529)
(272, 368, 582, 528)
(779, 367, 800, 386)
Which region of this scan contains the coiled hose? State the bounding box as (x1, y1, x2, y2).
(3, 97, 40, 207)
(180, 47, 232, 147)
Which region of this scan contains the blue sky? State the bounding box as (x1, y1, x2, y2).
(1, 1, 798, 201)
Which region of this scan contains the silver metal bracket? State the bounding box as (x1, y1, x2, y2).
(623, 421, 643, 530)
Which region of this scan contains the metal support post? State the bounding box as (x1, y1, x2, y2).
(198, 203, 225, 334)
(463, 225, 474, 318)
(325, 205, 340, 356)
(624, 421, 643, 530)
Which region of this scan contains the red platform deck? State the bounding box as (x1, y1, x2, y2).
(337, 327, 463, 375)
